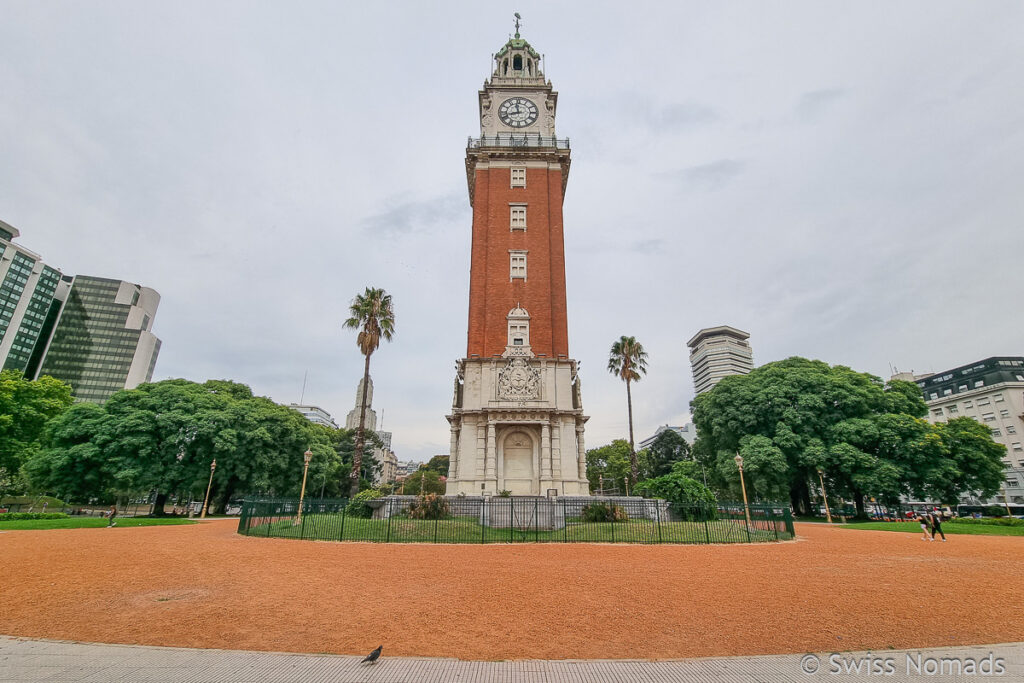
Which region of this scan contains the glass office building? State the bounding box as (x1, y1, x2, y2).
(0, 222, 65, 374)
(37, 275, 162, 403)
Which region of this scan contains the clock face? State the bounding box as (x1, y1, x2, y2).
(498, 97, 539, 128)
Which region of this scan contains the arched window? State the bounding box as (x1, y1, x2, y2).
(502, 58, 509, 75)
(513, 55, 523, 71)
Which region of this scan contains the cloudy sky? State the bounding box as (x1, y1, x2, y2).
(3, 1, 1022, 463)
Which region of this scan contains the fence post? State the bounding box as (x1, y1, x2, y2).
(771, 507, 779, 541)
(386, 498, 393, 543)
(535, 498, 539, 543)
(563, 499, 568, 543)
(509, 497, 514, 544)
(339, 503, 347, 542)
(655, 501, 662, 544)
(611, 510, 616, 543)
(704, 505, 711, 544)
(265, 501, 273, 538)
(434, 514, 439, 544)
(481, 498, 486, 544)
(744, 505, 752, 543)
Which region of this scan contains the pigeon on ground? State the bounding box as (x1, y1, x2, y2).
(362, 645, 382, 665)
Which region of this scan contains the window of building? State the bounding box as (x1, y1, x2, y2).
(1007, 479, 1020, 488)
(510, 205, 527, 231)
(981, 412, 996, 422)
(991, 429, 1002, 437)
(929, 392, 938, 400)
(963, 400, 973, 409)
(510, 166, 526, 188)
(977, 398, 990, 406)
(1007, 425, 1017, 435)
(947, 405, 958, 415)
(958, 384, 968, 392)
(1000, 409, 1010, 418)
(509, 251, 527, 280)
(931, 408, 943, 417)
(942, 388, 952, 396)
(994, 394, 1004, 402)
(974, 380, 984, 388)
(1013, 443, 1023, 452)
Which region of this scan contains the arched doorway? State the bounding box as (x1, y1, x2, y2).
(502, 430, 535, 495)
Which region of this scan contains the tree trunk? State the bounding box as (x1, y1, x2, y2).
(801, 480, 813, 517)
(215, 481, 235, 515)
(151, 492, 167, 517)
(626, 379, 639, 484)
(854, 490, 866, 518)
(789, 485, 802, 516)
(350, 351, 373, 498)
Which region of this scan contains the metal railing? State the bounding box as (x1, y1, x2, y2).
(468, 135, 570, 150)
(237, 496, 794, 545)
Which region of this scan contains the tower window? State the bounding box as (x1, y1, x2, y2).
(510, 166, 526, 187)
(506, 306, 531, 348)
(513, 55, 523, 71)
(510, 205, 527, 231)
(509, 251, 527, 280)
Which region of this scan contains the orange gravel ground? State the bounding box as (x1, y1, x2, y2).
(2, 520, 1022, 660)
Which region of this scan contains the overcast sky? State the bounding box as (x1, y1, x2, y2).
(3, 1, 1023, 463)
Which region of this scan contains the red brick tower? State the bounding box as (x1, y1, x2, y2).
(446, 22, 589, 496)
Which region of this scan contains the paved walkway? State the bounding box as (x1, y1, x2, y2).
(1, 636, 1021, 682)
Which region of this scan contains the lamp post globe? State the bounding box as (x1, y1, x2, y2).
(734, 454, 743, 468)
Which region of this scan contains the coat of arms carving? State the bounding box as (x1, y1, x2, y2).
(497, 358, 541, 400)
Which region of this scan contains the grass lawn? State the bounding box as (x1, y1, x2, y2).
(0, 517, 198, 531)
(244, 513, 790, 544)
(838, 520, 1024, 536)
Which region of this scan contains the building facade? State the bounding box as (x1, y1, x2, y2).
(906, 357, 1024, 507)
(687, 325, 754, 395)
(446, 25, 589, 496)
(639, 423, 697, 450)
(288, 403, 340, 429)
(0, 221, 65, 376)
(36, 275, 162, 403)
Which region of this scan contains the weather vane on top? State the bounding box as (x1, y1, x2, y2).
(514, 12, 521, 38)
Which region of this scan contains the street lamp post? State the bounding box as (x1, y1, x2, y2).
(297, 449, 313, 525)
(200, 459, 217, 519)
(817, 468, 833, 524)
(734, 453, 752, 528)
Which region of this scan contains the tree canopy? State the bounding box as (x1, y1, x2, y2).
(691, 357, 1006, 515)
(23, 379, 351, 512)
(607, 336, 648, 483)
(0, 371, 72, 491)
(644, 429, 691, 479)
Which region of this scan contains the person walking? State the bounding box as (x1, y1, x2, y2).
(915, 512, 931, 541)
(929, 509, 947, 542)
(106, 505, 117, 528)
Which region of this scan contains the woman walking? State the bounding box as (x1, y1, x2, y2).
(916, 512, 930, 541)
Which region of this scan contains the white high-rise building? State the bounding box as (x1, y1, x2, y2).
(344, 376, 397, 484)
(687, 326, 754, 395)
(288, 404, 340, 429)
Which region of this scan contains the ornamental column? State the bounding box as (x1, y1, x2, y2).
(486, 420, 497, 486)
(576, 422, 587, 482)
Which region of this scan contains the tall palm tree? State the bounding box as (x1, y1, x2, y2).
(607, 335, 648, 485)
(344, 287, 395, 497)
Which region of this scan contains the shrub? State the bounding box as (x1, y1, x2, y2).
(952, 517, 1024, 527)
(0, 512, 69, 521)
(497, 490, 512, 497)
(408, 493, 450, 520)
(580, 501, 628, 523)
(344, 489, 383, 519)
(985, 505, 1007, 518)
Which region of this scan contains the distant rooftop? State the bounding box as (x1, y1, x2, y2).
(687, 325, 750, 349)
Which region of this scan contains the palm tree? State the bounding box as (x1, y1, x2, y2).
(607, 335, 648, 485)
(344, 287, 395, 497)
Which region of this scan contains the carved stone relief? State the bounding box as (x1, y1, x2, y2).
(497, 358, 541, 400)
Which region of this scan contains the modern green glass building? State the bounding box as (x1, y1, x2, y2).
(37, 275, 162, 403)
(0, 220, 66, 376)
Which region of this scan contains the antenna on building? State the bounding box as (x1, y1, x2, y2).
(299, 369, 308, 404)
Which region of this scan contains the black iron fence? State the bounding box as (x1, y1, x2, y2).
(237, 496, 794, 544)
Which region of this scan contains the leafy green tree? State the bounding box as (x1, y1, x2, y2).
(24, 379, 337, 512)
(607, 336, 648, 484)
(343, 287, 395, 497)
(636, 470, 716, 508)
(0, 371, 73, 486)
(585, 439, 634, 494)
(423, 455, 450, 476)
(691, 358, 1005, 516)
(644, 429, 691, 479)
(399, 468, 445, 496)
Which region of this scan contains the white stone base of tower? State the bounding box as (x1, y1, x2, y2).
(446, 356, 589, 496)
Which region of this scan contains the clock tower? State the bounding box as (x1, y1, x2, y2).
(446, 21, 589, 496)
